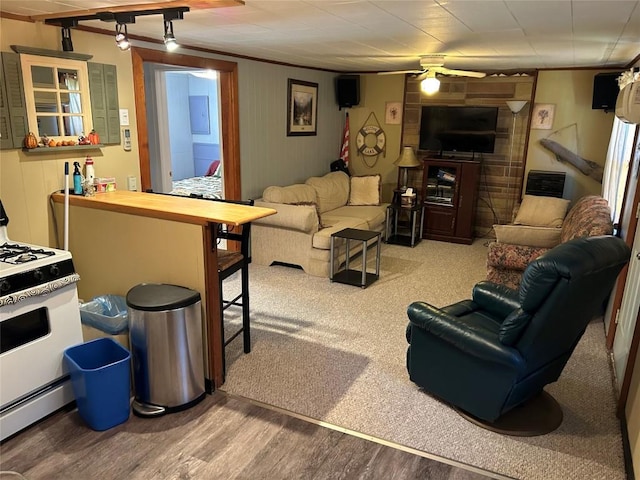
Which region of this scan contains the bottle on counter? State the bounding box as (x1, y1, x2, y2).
(73, 162, 83, 195)
(85, 156, 95, 185)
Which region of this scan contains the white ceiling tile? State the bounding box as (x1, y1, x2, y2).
(506, 1, 573, 34)
(431, 0, 520, 32)
(0, 0, 637, 71)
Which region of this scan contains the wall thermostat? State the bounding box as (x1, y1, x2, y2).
(123, 128, 131, 151)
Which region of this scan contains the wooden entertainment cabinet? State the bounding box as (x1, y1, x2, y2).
(421, 157, 480, 244)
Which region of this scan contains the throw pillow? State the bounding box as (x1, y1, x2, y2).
(494, 224, 562, 248)
(513, 195, 570, 227)
(205, 160, 220, 176)
(305, 172, 350, 213)
(348, 174, 381, 206)
(263, 184, 316, 204)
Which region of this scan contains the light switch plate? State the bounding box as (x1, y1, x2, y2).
(127, 176, 137, 191)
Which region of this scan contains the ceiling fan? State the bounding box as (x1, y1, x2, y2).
(379, 55, 486, 94)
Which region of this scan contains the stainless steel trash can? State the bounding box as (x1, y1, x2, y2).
(127, 283, 205, 417)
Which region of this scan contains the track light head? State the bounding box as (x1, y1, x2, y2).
(163, 20, 179, 52)
(115, 23, 131, 51)
(61, 27, 74, 52)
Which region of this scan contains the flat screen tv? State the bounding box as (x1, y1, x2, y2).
(419, 106, 499, 155)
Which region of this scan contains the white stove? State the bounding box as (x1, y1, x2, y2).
(0, 238, 75, 285)
(0, 200, 83, 441)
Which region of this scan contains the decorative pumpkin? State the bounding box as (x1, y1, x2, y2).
(88, 130, 100, 145)
(24, 132, 38, 149)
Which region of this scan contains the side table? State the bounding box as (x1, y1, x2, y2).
(385, 203, 425, 247)
(330, 228, 381, 288)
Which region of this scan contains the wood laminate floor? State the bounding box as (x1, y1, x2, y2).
(0, 392, 503, 480)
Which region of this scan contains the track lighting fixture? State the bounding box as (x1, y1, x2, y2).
(115, 23, 131, 51)
(163, 9, 184, 52)
(47, 6, 188, 53)
(163, 20, 179, 52)
(60, 19, 77, 52)
(420, 71, 440, 95)
(61, 26, 74, 52)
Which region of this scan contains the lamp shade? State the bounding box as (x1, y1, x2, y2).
(506, 100, 527, 114)
(394, 146, 420, 167)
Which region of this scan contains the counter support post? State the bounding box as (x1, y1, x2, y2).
(203, 222, 224, 390)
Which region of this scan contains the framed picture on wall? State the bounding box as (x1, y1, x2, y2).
(287, 79, 318, 136)
(385, 102, 403, 124)
(531, 103, 555, 130)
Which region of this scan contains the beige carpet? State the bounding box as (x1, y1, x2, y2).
(220, 239, 625, 480)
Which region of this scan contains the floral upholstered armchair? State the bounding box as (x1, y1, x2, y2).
(487, 195, 613, 289)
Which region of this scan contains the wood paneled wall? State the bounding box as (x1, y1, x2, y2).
(402, 74, 536, 237)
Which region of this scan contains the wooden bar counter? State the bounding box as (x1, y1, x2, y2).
(52, 191, 275, 391)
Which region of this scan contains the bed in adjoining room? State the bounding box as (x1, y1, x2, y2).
(171, 173, 222, 200)
(169, 146, 223, 199)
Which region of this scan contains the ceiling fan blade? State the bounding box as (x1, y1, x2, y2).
(377, 69, 424, 75)
(437, 67, 486, 78)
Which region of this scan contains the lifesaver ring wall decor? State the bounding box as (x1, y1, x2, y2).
(356, 112, 386, 167)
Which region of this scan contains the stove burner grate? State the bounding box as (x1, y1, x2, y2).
(0, 242, 57, 265)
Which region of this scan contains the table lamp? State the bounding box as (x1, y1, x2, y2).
(393, 146, 421, 206)
(394, 146, 421, 191)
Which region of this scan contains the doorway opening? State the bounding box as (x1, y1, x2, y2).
(131, 47, 241, 199)
(145, 65, 223, 198)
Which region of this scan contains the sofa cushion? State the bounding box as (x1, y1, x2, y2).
(487, 242, 550, 271)
(305, 171, 350, 213)
(262, 184, 316, 204)
(329, 205, 386, 230)
(494, 224, 561, 248)
(253, 200, 319, 233)
(348, 174, 381, 206)
(312, 218, 368, 250)
(513, 195, 570, 227)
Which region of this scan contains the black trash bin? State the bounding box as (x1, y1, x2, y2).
(127, 283, 205, 417)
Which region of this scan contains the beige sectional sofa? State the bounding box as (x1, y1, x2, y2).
(252, 171, 389, 277)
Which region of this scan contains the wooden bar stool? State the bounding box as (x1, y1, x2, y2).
(212, 199, 254, 372)
(145, 191, 254, 373)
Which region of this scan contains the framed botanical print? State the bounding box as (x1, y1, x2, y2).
(385, 102, 402, 124)
(531, 103, 555, 130)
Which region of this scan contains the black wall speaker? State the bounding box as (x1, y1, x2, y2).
(336, 75, 360, 109)
(592, 72, 623, 111)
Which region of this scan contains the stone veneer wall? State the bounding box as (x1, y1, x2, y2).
(402, 74, 536, 238)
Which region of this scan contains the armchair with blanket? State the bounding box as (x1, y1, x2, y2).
(406, 235, 630, 434)
(486, 194, 613, 289)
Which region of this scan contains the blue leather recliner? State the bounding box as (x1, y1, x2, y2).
(406, 235, 630, 426)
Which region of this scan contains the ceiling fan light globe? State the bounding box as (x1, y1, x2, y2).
(421, 77, 440, 95)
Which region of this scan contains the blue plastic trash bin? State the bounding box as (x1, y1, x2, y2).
(63, 337, 131, 431)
